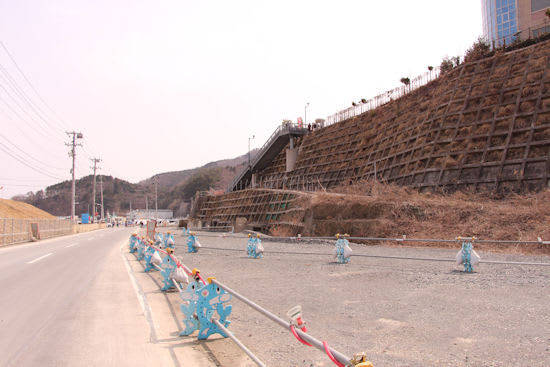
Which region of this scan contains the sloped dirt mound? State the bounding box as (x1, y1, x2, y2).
(0, 198, 56, 219)
(297, 181, 550, 254)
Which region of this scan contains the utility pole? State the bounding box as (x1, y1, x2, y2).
(90, 157, 101, 222)
(66, 131, 83, 223)
(145, 195, 149, 219)
(154, 177, 158, 219)
(99, 174, 104, 221)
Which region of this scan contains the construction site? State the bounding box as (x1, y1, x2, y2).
(192, 39, 550, 253)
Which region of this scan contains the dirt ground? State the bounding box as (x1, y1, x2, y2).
(0, 198, 56, 219)
(146, 229, 550, 367)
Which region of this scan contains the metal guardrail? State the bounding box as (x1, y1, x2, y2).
(325, 67, 441, 126)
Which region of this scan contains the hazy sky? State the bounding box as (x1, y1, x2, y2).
(0, 0, 482, 199)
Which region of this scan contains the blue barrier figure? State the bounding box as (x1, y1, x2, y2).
(456, 237, 480, 273)
(182, 227, 190, 236)
(196, 278, 232, 340)
(333, 233, 352, 264)
(246, 234, 263, 259)
(136, 237, 146, 261)
(179, 280, 203, 336)
(129, 233, 138, 253)
(164, 232, 175, 250)
(246, 234, 254, 257)
(144, 241, 157, 272)
(154, 232, 164, 249)
(160, 248, 178, 291)
(187, 232, 200, 253)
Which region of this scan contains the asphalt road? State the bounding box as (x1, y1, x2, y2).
(0, 228, 211, 367)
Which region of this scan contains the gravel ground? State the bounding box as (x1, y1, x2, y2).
(156, 230, 550, 367)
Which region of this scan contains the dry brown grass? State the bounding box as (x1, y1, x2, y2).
(300, 180, 550, 255)
(0, 199, 56, 219)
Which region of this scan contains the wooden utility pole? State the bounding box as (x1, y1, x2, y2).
(99, 174, 104, 221)
(65, 131, 83, 223)
(90, 158, 101, 222)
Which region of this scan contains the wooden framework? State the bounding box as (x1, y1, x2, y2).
(196, 188, 305, 233)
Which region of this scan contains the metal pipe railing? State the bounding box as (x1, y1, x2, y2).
(211, 279, 351, 366)
(212, 318, 267, 367)
(190, 232, 550, 246)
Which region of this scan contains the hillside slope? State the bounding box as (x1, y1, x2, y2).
(0, 198, 56, 219)
(15, 152, 254, 217)
(251, 39, 550, 194)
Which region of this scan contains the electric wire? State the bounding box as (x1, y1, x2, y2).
(0, 141, 64, 180)
(0, 133, 67, 171)
(0, 41, 69, 131)
(0, 83, 64, 144)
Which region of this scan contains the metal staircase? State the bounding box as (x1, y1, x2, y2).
(229, 123, 308, 192)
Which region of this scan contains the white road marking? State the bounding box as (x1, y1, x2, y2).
(120, 243, 158, 340)
(27, 253, 53, 264)
(65, 242, 80, 248)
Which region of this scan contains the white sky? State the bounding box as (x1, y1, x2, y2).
(0, 0, 482, 199)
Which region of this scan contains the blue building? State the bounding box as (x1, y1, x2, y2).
(482, 0, 550, 47)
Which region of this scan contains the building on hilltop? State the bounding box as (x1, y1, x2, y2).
(482, 0, 550, 47)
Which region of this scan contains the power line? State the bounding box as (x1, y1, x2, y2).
(0, 41, 69, 131)
(0, 66, 65, 133)
(0, 183, 50, 188)
(0, 177, 54, 182)
(0, 82, 63, 145)
(0, 74, 64, 144)
(0, 103, 66, 161)
(0, 133, 67, 171)
(0, 141, 64, 180)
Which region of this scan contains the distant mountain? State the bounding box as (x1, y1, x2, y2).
(13, 150, 257, 218)
(140, 149, 257, 189)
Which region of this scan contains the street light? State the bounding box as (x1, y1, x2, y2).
(248, 135, 255, 168)
(304, 102, 310, 125)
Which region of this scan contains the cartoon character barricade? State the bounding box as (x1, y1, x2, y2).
(164, 232, 175, 250)
(160, 248, 189, 291)
(187, 232, 201, 253)
(246, 233, 264, 259)
(154, 232, 164, 249)
(179, 273, 232, 340)
(128, 234, 232, 340)
(455, 236, 480, 273)
(144, 240, 162, 272)
(129, 233, 138, 253)
(136, 237, 146, 261)
(333, 233, 352, 264)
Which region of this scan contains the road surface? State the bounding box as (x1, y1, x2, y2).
(0, 228, 213, 367)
